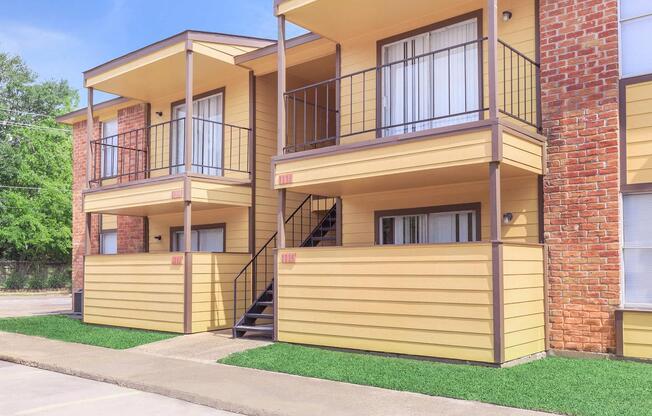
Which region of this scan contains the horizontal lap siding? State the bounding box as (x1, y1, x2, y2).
(84, 254, 184, 332)
(84, 179, 184, 212)
(625, 81, 652, 185)
(190, 179, 252, 206)
(622, 311, 652, 360)
(277, 244, 495, 362)
(502, 244, 545, 361)
(502, 132, 543, 174)
(191, 253, 251, 332)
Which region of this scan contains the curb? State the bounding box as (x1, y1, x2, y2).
(0, 353, 277, 416)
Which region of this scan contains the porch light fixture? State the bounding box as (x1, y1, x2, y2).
(155, 111, 163, 117)
(502, 212, 514, 225)
(502, 10, 513, 21)
(154, 235, 162, 241)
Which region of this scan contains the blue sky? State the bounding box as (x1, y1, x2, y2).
(0, 0, 305, 107)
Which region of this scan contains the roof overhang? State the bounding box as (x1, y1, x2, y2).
(83, 31, 274, 101)
(56, 97, 140, 125)
(236, 32, 336, 75)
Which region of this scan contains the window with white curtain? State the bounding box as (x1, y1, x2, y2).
(623, 194, 652, 306)
(171, 92, 224, 176)
(381, 18, 479, 136)
(619, 1, 652, 77)
(172, 226, 225, 252)
(100, 231, 117, 255)
(379, 208, 477, 245)
(100, 119, 118, 178)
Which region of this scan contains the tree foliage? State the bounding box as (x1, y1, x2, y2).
(0, 52, 78, 262)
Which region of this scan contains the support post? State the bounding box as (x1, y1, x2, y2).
(490, 160, 504, 364)
(335, 44, 341, 144)
(184, 47, 194, 174)
(276, 15, 287, 249)
(335, 197, 343, 246)
(183, 176, 192, 333)
(86, 87, 94, 189)
(487, 0, 499, 120)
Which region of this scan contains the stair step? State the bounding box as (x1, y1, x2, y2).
(312, 236, 336, 241)
(257, 300, 274, 306)
(234, 324, 273, 333)
(246, 312, 273, 319)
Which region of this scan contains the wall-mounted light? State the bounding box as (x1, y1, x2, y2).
(502, 212, 514, 225)
(155, 111, 163, 117)
(154, 235, 162, 241)
(502, 10, 513, 21)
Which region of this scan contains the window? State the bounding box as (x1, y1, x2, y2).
(623, 194, 652, 306)
(380, 17, 480, 136)
(171, 92, 224, 176)
(378, 205, 478, 245)
(100, 119, 118, 178)
(619, 1, 652, 77)
(100, 230, 117, 254)
(171, 225, 225, 252)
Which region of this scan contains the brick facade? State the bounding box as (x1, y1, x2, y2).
(540, 0, 621, 353)
(71, 104, 148, 302)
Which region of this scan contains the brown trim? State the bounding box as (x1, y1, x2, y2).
(249, 71, 256, 255)
(373, 202, 482, 245)
(615, 309, 624, 356)
(84, 30, 273, 81)
(543, 243, 550, 351)
(169, 222, 226, 252)
(57, 97, 133, 124)
(374, 10, 484, 138)
(487, 0, 498, 120)
(538, 175, 544, 244)
(491, 122, 503, 162)
(273, 250, 279, 341)
(619, 74, 652, 189)
(534, 0, 542, 133)
(492, 241, 505, 364)
(274, 118, 495, 163)
(170, 87, 226, 176)
(335, 197, 343, 246)
(235, 32, 322, 65)
(500, 121, 547, 144)
(335, 43, 341, 144)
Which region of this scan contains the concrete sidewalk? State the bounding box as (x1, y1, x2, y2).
(0, 331, 555, 416)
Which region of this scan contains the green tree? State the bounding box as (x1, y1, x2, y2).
(0, 52, 78, 263)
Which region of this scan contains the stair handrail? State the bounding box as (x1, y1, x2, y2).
(232, 194, 312, 328)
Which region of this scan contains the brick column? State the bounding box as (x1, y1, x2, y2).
(540, 0, 621, 353)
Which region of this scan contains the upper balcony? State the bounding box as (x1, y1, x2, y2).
(273, 0, 544, 196)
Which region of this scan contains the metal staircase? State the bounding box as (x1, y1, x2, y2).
(232, 195, 337, 338)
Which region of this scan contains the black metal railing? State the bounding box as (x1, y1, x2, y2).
(89, 117, 251, 186)
(232, 195, 336, 327)
(284, 37, 541, 154)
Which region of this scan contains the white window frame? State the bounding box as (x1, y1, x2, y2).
(377, 205, 479, 246)
(100, 118, 119, 179)
(618, 1, 652, 78)
(99, 230, 117, 255)
(620, 192, 652, 308)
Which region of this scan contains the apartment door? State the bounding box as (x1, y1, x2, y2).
(171, 92, 224, 175)
(381, 17, 480, 136)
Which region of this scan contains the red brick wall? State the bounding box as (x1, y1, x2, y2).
(71, 104, 148, 303)
(540, 0, 621, 353)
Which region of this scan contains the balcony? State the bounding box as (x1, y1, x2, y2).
(274, 37, 543, 196)
(83, 117, 252, 216)
(276, 242, 545, 364)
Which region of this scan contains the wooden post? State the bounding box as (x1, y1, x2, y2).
(487, 0, 499, 120)
(277, 15, 287, 249)
(184, 47, 194, 174)
(183, 45, 194, 334)
(490, 160, 504, 364)
(335, 44, 341, 143)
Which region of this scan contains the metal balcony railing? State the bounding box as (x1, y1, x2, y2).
(89, 117, 251, 186)
(283, 37, 540, 154)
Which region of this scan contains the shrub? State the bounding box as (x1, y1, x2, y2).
(26, 274, 47, 290)
(46, 272, 70, 289)
(3, 272, 27, 290)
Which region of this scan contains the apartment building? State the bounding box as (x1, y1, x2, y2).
(58, 0, 652, 365)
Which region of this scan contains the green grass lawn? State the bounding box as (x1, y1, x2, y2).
(0, 315, 177, 349)
(219, 343, 652, 416)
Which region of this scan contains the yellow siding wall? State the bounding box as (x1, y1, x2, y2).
(148, 207, 249, 253)
(502, 243, 545, 361)
(335, 0, 536, 144)
(342, 175, 540, 246)
(84, 253, 184, 332)
(101, 214, 117, 230)
(191, 253, 252, 332)
(625, 80, 652, 185)
(622, 311, 652, 360)
(148, 72, 251, 179)
(277, 244, 495, 362)
(502, 132, 543, 174)
(84, 178, 184, 213)
(189, 178, 252, 206)
(275, 130, 493, 189)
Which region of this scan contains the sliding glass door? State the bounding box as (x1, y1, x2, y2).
(381, 18, 480, 136)
(171, 92, 224, 176)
